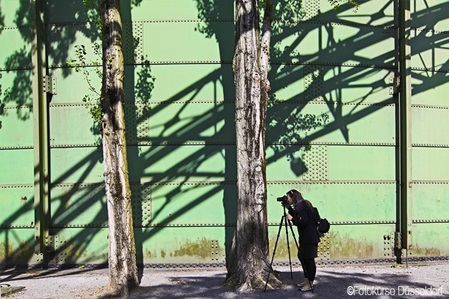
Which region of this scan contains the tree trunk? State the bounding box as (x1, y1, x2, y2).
(227, 0, 281, 292)
(100, 0, 139, 297)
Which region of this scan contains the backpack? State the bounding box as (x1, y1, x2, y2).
(304, 200, 330, 236)
(318, 218, 330, 234)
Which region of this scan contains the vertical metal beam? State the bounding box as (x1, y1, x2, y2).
(397, 0, 412, 264)
(31, 0, 49, 265)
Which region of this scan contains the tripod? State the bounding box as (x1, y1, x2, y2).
(263, 207, 299, 291)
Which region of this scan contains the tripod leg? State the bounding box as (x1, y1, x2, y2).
(283, 215, 293, 279)
(264, 216, 285, 292)
(287, 219, 299, 250)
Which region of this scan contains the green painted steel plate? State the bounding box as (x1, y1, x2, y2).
(136, 145, 233, 182)
(50, 148, 104, 184)
(0, 185, 34, 227)
(412, 183, 449, 221)
(0, 149, 34, 184)
(50, 184, 107, 226)
(0, 106, 33, 148)
(139, 226, 226, 264)
(410, 224, 449, 256)
(413, 107, 449, 146)
(268, 223, 396, 261)
(413, 148, 449, 181)
(411, 1, 449, 32)
(49, 105, 100, 146)
(0, 228, 36, 265)
(266, 182, 396, 224)
(142, 22, 233, 62)
(149, 182, 231, 225)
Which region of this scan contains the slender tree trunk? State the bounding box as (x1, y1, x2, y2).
(100, 0, 139, 297)
(227, 0, 281, 291)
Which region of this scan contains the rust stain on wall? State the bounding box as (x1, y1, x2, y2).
(330, 232, 374, 259)
(174, 238, 221, 259)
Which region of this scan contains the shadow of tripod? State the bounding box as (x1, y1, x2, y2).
(264, 206, 299, 291)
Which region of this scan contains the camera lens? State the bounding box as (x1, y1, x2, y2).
(276, 195, 287, 202)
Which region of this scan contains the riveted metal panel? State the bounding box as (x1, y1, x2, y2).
(409, 224, 449, 257)
(327, 146, 396, 180)
(411, 70, 449, 106)
(49, 104, 100, 147)
(268, 224, 396, 262)
(321, 67, 395, 105)
(124, 0, 214, 21)
(411, 1, 449, 33)
(0, 28, 32, 70)
(143, 64, 232, 102)
(131, 184, 152, 227)
(266, 146, 307, 181)
(0, 185, 34, 227)
(48, 68, 101, 104)
(0, 149, 34, 184)
(46, 1, 91, 23)
(123, 102, 151, 145)
(302, 145, 328, 181)
(0, 0, 29, 25)
(0, 0, 33, 70)
(303, 0, 320, 20)
(266, 145, 329, 181)
(136, 145, 232, 182)
(318, 0, 395, 26)
(412, 183, 449, 221)
(0, 106, 33, 148)
(0, 228, 37, 265)
(50, 183, 107, 227)
(122, 21, 144, 64)
(0, 70, 33, 106)
(338, 103, 396, 144)
(142, 22, 233, 62)
(412, 106, 449, 146)
(327, 224, 396, 260)
(48, 21, 143, 67)
(408, 0, 449, 261)
(270, 64, 306, 101)
(410, 29, 449, 73)
(46, 228, 109, 265)
(47, 23, 101, 68)
(412, 148, 449, 181)
(276, 23, 395, 68)
(267, 102, 395, 145)
(50, 148, 104, 184)
(147, 101, 233, 144)
(139, 226, 226, 264)
(149, 182, 230, 226)
(267, 182, 396, 224)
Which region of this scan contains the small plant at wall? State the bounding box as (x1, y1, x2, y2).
(67, 43, 103, 122)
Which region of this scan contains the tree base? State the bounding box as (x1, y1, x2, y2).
(226, 267, 283, 293)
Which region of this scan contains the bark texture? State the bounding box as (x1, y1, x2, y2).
(227, 0, 281, 292)
(100, 0, 139, 297)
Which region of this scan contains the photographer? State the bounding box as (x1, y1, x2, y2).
(283, 189, 320, 292)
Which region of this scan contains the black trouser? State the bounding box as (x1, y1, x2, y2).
(301, 257, 316, 281)
(298, 243, 318, 282)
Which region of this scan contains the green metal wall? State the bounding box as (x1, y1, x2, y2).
(1, 0, 448, 267)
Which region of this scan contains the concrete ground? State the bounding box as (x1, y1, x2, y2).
(1, 262, 448, 298)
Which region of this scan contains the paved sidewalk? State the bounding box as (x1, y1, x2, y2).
(1, 262, 449, 298)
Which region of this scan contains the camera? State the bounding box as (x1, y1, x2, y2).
(276, 195, 288, 203)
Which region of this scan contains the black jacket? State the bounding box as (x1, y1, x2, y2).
(288, 200, 320, 245)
